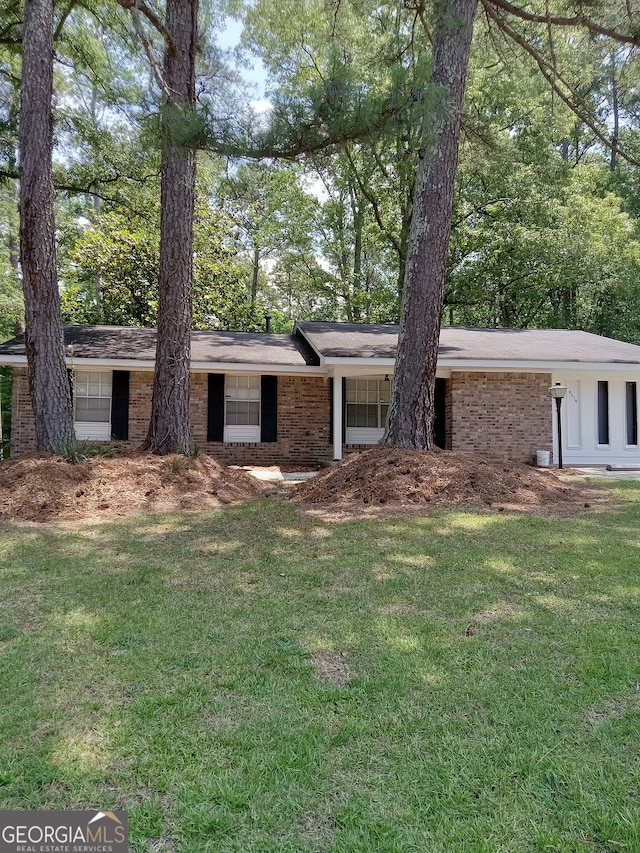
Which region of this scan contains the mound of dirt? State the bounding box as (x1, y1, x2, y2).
(0, 451, 266, 523)
(293, 445, 604, 515)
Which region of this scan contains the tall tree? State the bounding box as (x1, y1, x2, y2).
(219, 162, 320, 305)
(144, 0, 199, 454)
(19, 0, 73, 451)
(60, 201, 262, 332)
(384, 0, 478, 448)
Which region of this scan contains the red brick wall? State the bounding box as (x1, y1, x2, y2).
(9, 366, 553, 465)
(128, 370, 153, 444)
(9, 368, 334, 463)
(10, 367, 36, 456)
(196, 374, 333, 464)
(113, 371, 335, 464)
(449, 371, 552, 463)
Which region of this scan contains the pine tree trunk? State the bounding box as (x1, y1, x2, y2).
(609, 52, 619, 173)
(384, 0, 478, 449)
(145, 0, 198, 454)
(19, 0, 74, 452)
(251, 244, 260, 303)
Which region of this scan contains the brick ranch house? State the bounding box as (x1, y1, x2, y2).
(2, 321, 640, 467)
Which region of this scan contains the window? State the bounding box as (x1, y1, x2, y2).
(626, 382, 638, 446)
(345, 378, 390, 443)
(224, 375, 260, 442)
(74, 370, 112, 440)
(597, 381, 609, 445)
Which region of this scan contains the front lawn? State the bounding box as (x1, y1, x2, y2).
(1, 487, 639, 851)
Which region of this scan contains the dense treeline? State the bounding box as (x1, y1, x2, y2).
(2, 1, 640, 340)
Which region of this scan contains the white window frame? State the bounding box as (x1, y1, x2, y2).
(74, 370, 112, 441)
(224, 374, 261, 443)
(345, 377, 390, 444)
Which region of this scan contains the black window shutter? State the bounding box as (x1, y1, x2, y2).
(342, 377, 346, 444)
(111, 370, 130, 440)
(329, 378, 334, 443)
(208, 374, 225, 441)
(261, 375, 278, 442)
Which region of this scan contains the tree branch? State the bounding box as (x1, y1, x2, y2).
(344, 146, 404, 259)
(485, 0, 640, 46)
(115, 0, 170, 43)
(482, 1, 640, 168)
(452, 197, 513, 227)
(129, 7, 170, 95)
(209, 102, 407, 161)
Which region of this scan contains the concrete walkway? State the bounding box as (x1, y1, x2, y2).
(239, 467, 319, 485)
(570, 466, 640, 480)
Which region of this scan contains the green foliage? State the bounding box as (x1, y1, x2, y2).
(58, 436, 93, 464)
(64, 212, 160, 326)
(0, 183, 23, 340)
(448, 139, 640, 340)
(178, 441, 200, 459)
(58, 436, 121, 462)
(61, 199, 266, 331)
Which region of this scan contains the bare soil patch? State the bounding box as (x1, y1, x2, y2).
(0, 451, 266, 524)
(293, 445, 609, 517)
(312, 651, 352, 686)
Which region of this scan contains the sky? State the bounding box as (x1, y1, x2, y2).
(216, 16, 272, 114)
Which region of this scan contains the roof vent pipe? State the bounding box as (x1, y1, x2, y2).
(265, 314, 272, 333)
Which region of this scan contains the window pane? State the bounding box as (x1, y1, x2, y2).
(598, 381, 609, 445)
(83, 398, 110, 412)
(345, 379, 357, 403)
(226, 400, 259, 426)
(75, 374, 88, 395)
(226, 375, 260, 401)
(76, 398, 110, 423)
(627, 382, 638, 445)
(365, 405, 378, 427)
(237, 402, 250, 425)
(75, 371, 111, 398)
(380, 404, 389, 426)
(346, 404, 357, 427)
(379, 382, 390, 403)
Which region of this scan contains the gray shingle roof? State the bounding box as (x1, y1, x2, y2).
(0, 325, 319, 367)
(2, 322, 640, 367)
(294, 321, 640, 364)
(294, 321, 399, 359)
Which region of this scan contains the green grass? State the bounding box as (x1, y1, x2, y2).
(1, 484, 640, 852)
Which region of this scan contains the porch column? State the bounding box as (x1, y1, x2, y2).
(333, 370, 343, 461)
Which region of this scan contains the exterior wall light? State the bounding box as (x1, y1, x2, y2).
(549, 382, 567, 469)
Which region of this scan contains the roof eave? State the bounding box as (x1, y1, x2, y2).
(0, 354, 327, 374)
